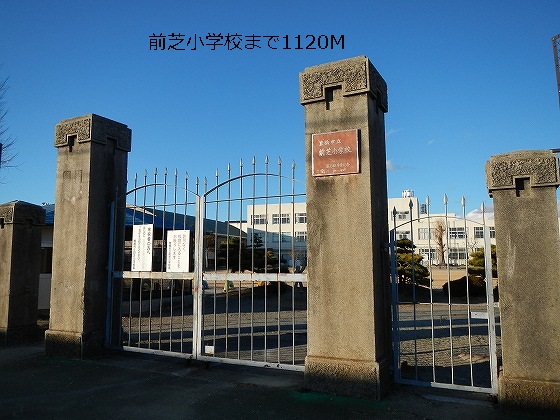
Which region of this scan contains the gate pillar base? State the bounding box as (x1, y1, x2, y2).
(45, 330, 103, 359)
(0, 325, 41, 347)
(305, 355, 390, 399)
(499, 375, 560, 411)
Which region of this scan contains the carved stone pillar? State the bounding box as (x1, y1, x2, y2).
(300, 56, 391, 399)
(46, 114, 131, 358)
(486, 150, 560, 409)
(0, 201, 45, 345)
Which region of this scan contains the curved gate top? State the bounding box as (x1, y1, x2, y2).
(107, 157, 308, 371)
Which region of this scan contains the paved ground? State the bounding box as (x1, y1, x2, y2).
(0, 342, 557, 420)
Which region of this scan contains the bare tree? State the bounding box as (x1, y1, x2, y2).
(0, 74, 18, 171)
(433, 219, 446, 266)
(465, 235, 479, 255)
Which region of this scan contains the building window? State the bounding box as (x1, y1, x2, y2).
(272, 213, 290, 224)
(418, 228, 433, 240)
(251, 214, 267, 225)
(473, 226, 484, 239)
(419, 248, 437, 260)
(295, 231, 307, 242)
(448, 227, 466, 239)
(396, 230, 410, 240)
(295, 212, 307, 224)
(449, 248, 467, 260)
(489, 227, 495, 238)
(271, 233, 279, 242)
(281, 234, 291, 242)
(395, 211, 410, 221)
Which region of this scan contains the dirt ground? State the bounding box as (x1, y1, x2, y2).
(429, 267, 499, 289)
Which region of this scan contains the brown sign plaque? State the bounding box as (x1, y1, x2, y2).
(312, 129, 359, 177)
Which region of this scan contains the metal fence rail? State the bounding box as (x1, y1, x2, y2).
(390, 196, 500, 394)
(109, 158, 308, 370)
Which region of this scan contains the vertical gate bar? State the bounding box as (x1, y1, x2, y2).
(128, 173, 138, 347)
(173, 169, 178, 228)
(264, 156, 269, 361)
(426, 196, 436, 382)
(390, 209, 401, 382)
(139, 170, 147, 347)
(147, 169, 156, 349)
(408, 199, 418, 380)
(115, 182, 125, 346)
(443, 194, 455, 384)
(225, 163, 231, 357)
(409, 199, 418, 380)
(153, 169, 159, 350)
(277, 157, 282, 363)
(238, 159, 243, 359)
(212, 173, 218, 352)
(462, 197, 475, 386)
(193, 194, 205, 359)
(170, 170, 177, 351)
(160, 169, 167, 351)
(181, 172, 188, 353)
(444, 194, 455, 384)
(291, 161, 296, 364)
(483, 203, 499, 393)
(250, 157, 256, 361)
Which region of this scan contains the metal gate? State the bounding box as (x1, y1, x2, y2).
(389, 195, 500, 393)
(106, 158, 308, 371)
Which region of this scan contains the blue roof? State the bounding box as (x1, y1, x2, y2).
(124, 207, 195, 231)
(44, 204, 55, 225)
(42, 204, 239, 236)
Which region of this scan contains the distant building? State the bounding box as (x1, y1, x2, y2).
(239, 202, 308, 268)
(388, 191, 496, 266)
(237, 191, 497, 269)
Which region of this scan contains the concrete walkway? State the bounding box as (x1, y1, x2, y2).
(0, 343, 555, 419)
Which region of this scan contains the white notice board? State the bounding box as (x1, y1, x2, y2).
(131, 224, 153, 271)
(166, 230, 191, 272)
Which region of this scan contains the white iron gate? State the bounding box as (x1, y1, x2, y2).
(107, 158, 308, 370)
(389, 196, 500, 394)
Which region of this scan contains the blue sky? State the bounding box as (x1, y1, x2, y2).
(0, 0, 559, 215)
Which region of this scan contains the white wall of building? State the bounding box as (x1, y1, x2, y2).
(388, 193, 495, 266)
(243, 202, 308, 266)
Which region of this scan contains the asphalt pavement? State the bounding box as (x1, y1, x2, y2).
(0, 341, 557, 420)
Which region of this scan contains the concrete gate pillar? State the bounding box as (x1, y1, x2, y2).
(486, 150, 560, 409)
(45, 114, 131, 358)
(299, 56, 391, 398)
(0, 201, 45, 346)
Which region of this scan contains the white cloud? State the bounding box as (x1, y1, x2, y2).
(466, 204, 494, 221)
(386, 160, 394, 171)
(386, 128, 403, 137)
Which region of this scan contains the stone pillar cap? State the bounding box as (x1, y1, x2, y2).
(299, 56, 388, 112)
(485, 149, 560, 194)
(0, 201, 46, 225)
(54, 113, 131, 152)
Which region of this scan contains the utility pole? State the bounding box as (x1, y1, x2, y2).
(553, 34, 560, 107)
